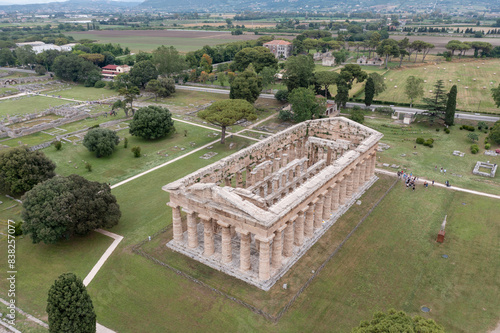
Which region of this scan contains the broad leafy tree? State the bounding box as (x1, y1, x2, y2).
(404, 76, 424, 108)
(0, 48, 15, 66)
(364, 77, 375, 106)
(489, 120, 500, 144)
(288, 88, 325, 122)
(335, 79, 350, 108)
(47, 273, 96, 333)
(15, 45, 36, 68)
(22, 174, 121, 244)
(492, 83, 500, 108)
(129, 60, 159, 88)
(314, 71, 339, 98)
(151, 45, 186, 76)
(83, 128, 120, 157)
(229, 69, 263, 104)
(129, 105, 175, 140)
(376, 39, 400, 69)
(146, 78, 175, 101)
(0, 147, 56, 194)
(350, 107, 365, 124)
(352, 309, 444, 333)
(368, 72, 386, 96)
(259, 66, 277, 91)
(283, 54, 315, 92)
(118, 85, 140, 111)
(53, 54, 101, 85)
(445, 85, 457, 126)
(231, 46, 278, 73)
(198, 99, 256, 144)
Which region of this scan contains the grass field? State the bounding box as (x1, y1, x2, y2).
(44, 86, 118, 101)
(0, 95, 70, 117)
(360, 115, 500, 195)
(362, 59, 500, 113)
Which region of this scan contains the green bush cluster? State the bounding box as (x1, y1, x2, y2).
(444, 128, 450, 134)
(470, 144, 479, 154)
(436, 128, 440, 132)
(460, 125, 475, 131)
(423, 138, 434, 148)
(415, 137, 425, 144)
(485, 143, 491, 149)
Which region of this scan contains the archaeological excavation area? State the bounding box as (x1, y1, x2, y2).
(163, 117, 383, 290)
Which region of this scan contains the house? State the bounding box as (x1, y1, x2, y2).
(357, 56, 384, 66)
(101, 64, 131, 79)
(263, 40, 293, 59)
(322, 55, 335, 67)
(326, 102, 339, 117)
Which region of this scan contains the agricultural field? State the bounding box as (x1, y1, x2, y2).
(66, 30, 293, 53)
(356, 58, 500, 114)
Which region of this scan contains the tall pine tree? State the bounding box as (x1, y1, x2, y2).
(423, 80, 448, 115)
(445, 85, 457, 126)
(364, 77, 375, 106)
(47, 273, 96, 333)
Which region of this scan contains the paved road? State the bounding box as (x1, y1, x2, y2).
(0, 67, 36, 74)
(177, 85, 500, 123)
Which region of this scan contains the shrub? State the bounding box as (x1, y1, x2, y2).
(436, 128, 440, 132)
(83, 128, 120, 157)
(444, 128, 450, 134)
(85, 162, 92, 172)
(470, 144, 479, 154)
(53, 140, 62, 150)
(124, 137, 128, 148)
(275, 89, 289, 102)
(485, 143, 491, 149)
(278, 108, 294, 122)
(375, 106, 394, 114)
(459, 126, 463, 130)
(131, 146, 141, 157)
(129, 105, 175, 140)
(14, 221, 23, 236)
(416, 137, 425, 144)
(94, 80, 106, 88)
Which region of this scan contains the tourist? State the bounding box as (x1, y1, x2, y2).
(444, 169, 447, 174)
(412, 184, 416, 191)
(432, 180, 435, 186)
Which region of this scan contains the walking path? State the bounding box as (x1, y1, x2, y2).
(375, 168, 500, 200)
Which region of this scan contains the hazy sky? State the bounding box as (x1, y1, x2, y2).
(0, 0, 137, 4)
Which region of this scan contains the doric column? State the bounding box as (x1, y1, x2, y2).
(283, 219, 295, 257)
(200, 215, 214, 257)
(236, 171, 243, 187)
(369, 153, 376, 177)
(186, 210, 198, 248)
(171, 204, 183, 243)
(331, 182, 340, 211)
(339, 177, 347, 205)
(272, 225, 286, 269)
(323, 188, 332, 221)
(237, 228, 251, 271)
(294, 208, 306, 246)
(352, 165, 360, 191)
(314, 194, 324, 229)
(359, 161, 367, 184)
(305, 202, 315, 238)
(257, 235, 274, 281)
(345, 172, 353, 201)
(219, 221, 232, 264)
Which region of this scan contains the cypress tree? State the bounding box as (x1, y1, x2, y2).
(47, 273, 96, 333)
(364, 77, 375, 106)
(445, 85, 457, 126)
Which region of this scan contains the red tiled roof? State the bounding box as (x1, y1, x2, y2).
(101, 71, 115, 74)
(263, 40, 292, 46)
(102, 65, 118, 70)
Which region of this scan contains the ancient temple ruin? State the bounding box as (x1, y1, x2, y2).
(163, 117, 383, 290)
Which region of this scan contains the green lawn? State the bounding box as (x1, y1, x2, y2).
(363, 116, 500, 195)
(43, 121, 221, 185)
(0, 95, 71, 117)
(44, 85, 118, 101)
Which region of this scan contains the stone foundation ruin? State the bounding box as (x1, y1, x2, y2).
(473, 161, 497, 178)
(163, 117, 383, 290)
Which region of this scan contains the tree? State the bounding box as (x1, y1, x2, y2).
(47, 273, 96, 333)
(129, 105, 175, 140)
(129, 60, 158, 88)
(376, 39, 400, 69)
(229, 69, 263, 104)
(446, 40, 464, 59)
(397, 37, 410, 67)
(22, 174, 121, 244)
(314, 71, 339, 98)
(339, 64, 367, 87)
(489, 120, 500, 144)
(405, 76, 424, 108)
(288, 88, 325, 122)
(0, 147, 56, 194)
(15, 45, 36, 68)
(53, 54, 101, 84)
(259, 66, 277, 91)
(198, 99, 257, 144)
(83, 128, 120, 157)
(335, 79, 350, 108)
(200, 54, 213, 73)
(364, 77, 375, 106)
(352, 309, 444, 333)
(423, 80, 448, 114)
(151, 45, 186, 76)
(468, 132, 479, 142)
(118, 85, 140, 111)
(368, 72, 386, 96)
(445, 85, 457, 126)
(146, 77, 175, 101)
(492, 83, 500, 108)
(232, 47, 278, 73)
(0, 48, 15, 66)
(283, 55, 315, 92)
(350, 107, 365, 124)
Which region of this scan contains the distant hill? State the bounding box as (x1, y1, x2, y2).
(0, 0, 141, 12)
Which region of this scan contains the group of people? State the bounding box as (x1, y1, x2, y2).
(397, 171, 419, 191)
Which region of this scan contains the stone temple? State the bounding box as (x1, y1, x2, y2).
(163, 117, 383, 290)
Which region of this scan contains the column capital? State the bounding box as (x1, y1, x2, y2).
(167, 202, 179, 208)
(300, 206, 309, 214)
(255, 234, 275, 243)
(198, 214, 211, 222)
(277, 224, 288, 232)
(182, 208, 194, 214)
(321, 189, 328, 197)
(235, 227, 250, 236)
(217, 220, 230, 228)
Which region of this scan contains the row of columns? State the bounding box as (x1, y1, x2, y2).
(170, 153, 377, 281)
